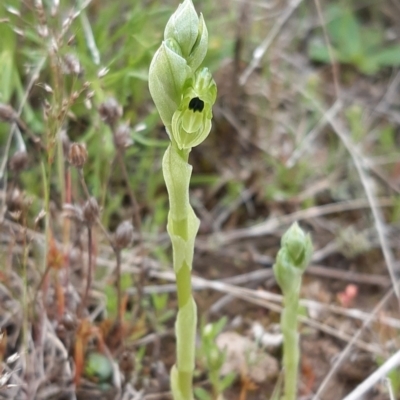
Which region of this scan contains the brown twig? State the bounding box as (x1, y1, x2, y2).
(80, 225, 93, 317)
(77, 168, 114, 245)
(115, 249, 123, 326)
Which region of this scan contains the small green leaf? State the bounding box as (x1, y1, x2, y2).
(194, 387, 212, 400)
(308, 42, 330, 64)
(370, 45, 400, 67)
(151, 292, 169, 312)
(219, 372, 237, 391)
(328, 9, 362, 59)
(378, 125, 396, 150)
(212, 316, 228, 336)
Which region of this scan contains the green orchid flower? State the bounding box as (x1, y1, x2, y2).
(172, 68, 217, 150)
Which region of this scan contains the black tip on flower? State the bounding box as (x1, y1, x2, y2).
(188, 97, 204, 112)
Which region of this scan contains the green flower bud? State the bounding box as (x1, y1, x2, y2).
(273, 223, 313, 295)
(273, 248, 302, 295)
(171, 68, 217, 149)
(187, 14, 208, 71)
(281, 222, 313, 272)
(149, 40, 191, 132)
(164, 0, 208, 71)
(207, 347, 223, 371)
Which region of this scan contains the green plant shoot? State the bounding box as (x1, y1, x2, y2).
(148, 1, 217, 399)
(273, 222, 313, 400)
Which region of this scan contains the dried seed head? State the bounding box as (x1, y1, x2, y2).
(98, 67, 109, 78)
(6, 188, 23, 220)
(9, 151, 28, 172)
(115, 221, 134, 249)
(62, 53, 83, 76)
(99, 98, 122, 127)
(113, 123, 133, 149)
(37, 23, 49, 38)
(0, 104, 16, 123)
(83, 197, 99, 226)
(71, 91, 80, 102)
(68, 142, 88, 168)
(62, 204, 83, 223)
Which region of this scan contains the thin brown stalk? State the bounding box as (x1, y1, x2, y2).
(80, 226, 93, 317)
(77, 167, 114, 245)
(116, 249, 123, 326)
(77, 168, 91, 199)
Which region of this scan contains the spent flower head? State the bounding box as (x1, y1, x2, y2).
(113, 123, 133, 149)
(9, 150, 28, 172)
(83, 197, 99, 226)
(99, 97, 122, 127)
(68, 142, 88, 168)
(115, 220, 134, 249)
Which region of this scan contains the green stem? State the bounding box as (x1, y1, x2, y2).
(281, 292, 300, 400)
(163, 143, 198, 400)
